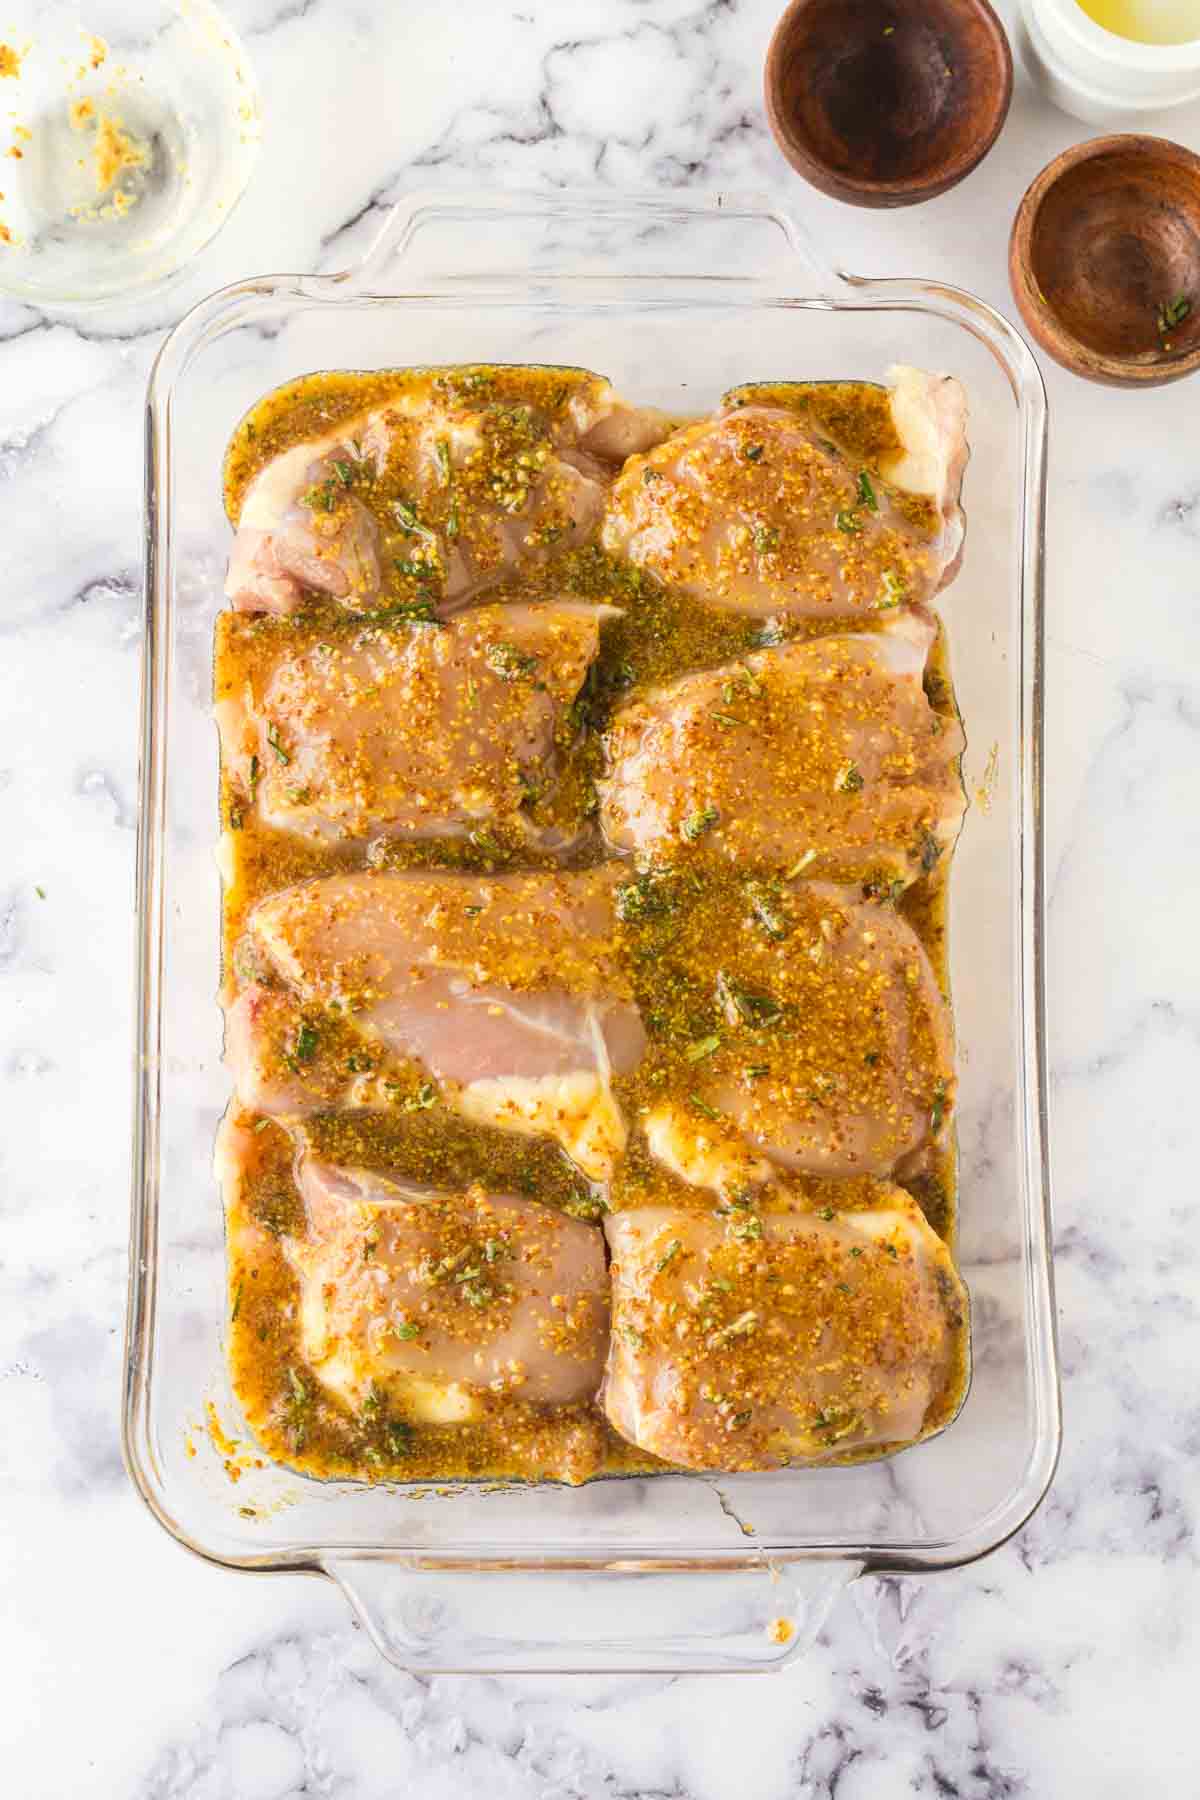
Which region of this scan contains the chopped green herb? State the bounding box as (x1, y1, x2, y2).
(744, 1063, 769, 1080)
(292, 1021, 318, 1063)
(253, 1118, 272, 1133)
(878, 568, 906, 609)
(655, 1239, 683, 1274)
(386, 1419, 414, 1457)
(885, 1243, 899, 1259)
(248, 753, 260, 796)
(485, 641, 538, 681)
(388, 1080, 436, 1112)
(835, 508, 863, 535)
(930, 1079, 948, 1133)
(752, 525, 780, 553)
(642, 466, 663, 486)
(857, 469, 878, 510)
(746, 881, 790, 941)
(690, 1092, 722, 1121)
(728, 1212, 763, 1242)
(394, 1321, 420, 1341)
(332, 459, 354, 487)
(717, 970, 783, 1029)
(685, 1033, 722, 1063)
(819, 1206, 836, 1221)
(1158, 294, 1192, 333)
(284, 1367, 313, 1450)
(231, 1280, 244, 1322)
(622, 1322, 645, 1349)
(681, 805, 719, 841)
(744, 443, 764, 462)
(786, 848, 817, 879)
(711, 710, 745, 729)
(382, 598, 439, 625)
(919, 830, 941, 874)
(301, 481, 336, 512)
(435, 438, 452, 485)
(34, 884, 46, 899)
(615, 872, 675, 923)
(469, 826, 508, 861)
(266, 722, 290, 765)
(834, 761, 864, 793)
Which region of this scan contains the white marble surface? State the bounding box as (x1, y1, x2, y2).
(3, 1, 1200, 1793)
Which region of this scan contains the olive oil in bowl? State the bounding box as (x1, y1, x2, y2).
(1075, 0, 1200, 45)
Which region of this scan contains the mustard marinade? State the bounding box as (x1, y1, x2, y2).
(217, 364, 964, 1485)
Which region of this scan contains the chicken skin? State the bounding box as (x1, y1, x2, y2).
(224, 867, 647, 1183)
(602, 1187, 966, 1471)
(633, 880, 953, 1193)
(599, 608, 963, 887)
(216, 601, 613, 848)
(225, 369, 671, 617)
(289, 1159, 609, 1420)
(601, 367, 967, 620)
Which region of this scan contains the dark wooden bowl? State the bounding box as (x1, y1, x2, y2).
(1009, 135, 1200, 389)
(763, 0, 1013, 209)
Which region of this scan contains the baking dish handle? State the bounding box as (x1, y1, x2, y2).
(314, 187, 839, 297)
(323, 1555, 861, 1674)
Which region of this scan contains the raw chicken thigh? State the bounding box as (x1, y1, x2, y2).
(215, 1110, 608, 1483)
(225, 370, 671, 617)
(599, 608, 964, 886)
(288, 1160, 608, 1419)
(601, 366, 967, 619)
(602, 1190, 966, 1471)
(216, 601, 613, 847)
(225, 867, 647, 1182)
(215, 358, 973, 1487)
(637, 881, 953, 1192)
(225, 441, 385, 614)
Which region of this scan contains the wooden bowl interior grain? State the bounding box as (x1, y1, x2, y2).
(1027, 147, 1200, 363)
(766, 0, 1011, 200)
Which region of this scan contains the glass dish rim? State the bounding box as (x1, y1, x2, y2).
(124, 186, 1060, 1589)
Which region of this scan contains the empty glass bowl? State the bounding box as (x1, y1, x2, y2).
(0, 0, 260, 305)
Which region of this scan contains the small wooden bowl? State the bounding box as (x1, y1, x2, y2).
(763, 0, 1013, 208)
(1009, 135, 1200, 389)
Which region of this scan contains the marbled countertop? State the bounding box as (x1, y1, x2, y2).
(4, 2, 1200, 1794)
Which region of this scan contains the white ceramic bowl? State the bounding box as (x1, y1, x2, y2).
(1018, 0, 1200, 124)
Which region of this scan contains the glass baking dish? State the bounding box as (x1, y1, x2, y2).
(124, 189, 1059, 1673)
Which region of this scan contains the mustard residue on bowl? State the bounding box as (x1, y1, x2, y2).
(68, 99, 149, 221)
